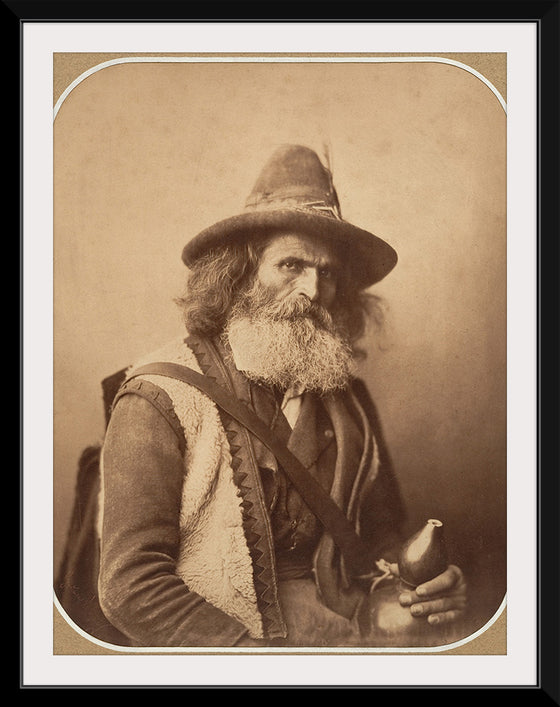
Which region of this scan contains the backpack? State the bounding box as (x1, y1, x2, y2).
(54, 368, 132, 646)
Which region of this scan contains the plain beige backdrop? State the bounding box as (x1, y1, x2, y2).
(53, 55, 507, 652)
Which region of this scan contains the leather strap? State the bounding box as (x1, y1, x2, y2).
(127, 361, 373, 575)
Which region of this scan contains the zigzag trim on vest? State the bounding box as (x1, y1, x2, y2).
(186, 335, 287, 639)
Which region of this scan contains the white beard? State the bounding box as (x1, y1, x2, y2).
(223, 286, 356, 394)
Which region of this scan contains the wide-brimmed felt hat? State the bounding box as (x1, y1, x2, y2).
(182, 144, 398, 289)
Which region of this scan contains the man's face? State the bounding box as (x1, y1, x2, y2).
(255, 233, 339, 311)
(225, 232, 354, 392)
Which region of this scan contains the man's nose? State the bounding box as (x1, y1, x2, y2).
(296, 268, 320, 301)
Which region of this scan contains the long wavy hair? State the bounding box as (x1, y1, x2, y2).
(175, 238, 385, 350)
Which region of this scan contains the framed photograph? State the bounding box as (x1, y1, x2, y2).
(19, 6, 558, 695)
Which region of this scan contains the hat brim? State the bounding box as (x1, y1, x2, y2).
(182, 209, 398, 289)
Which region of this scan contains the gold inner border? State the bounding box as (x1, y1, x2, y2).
(53, 52, 507, 108)
(52, 50, 507, 659)
(54, 604, 507, 656)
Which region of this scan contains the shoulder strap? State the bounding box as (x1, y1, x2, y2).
(127, 361, 373, 576)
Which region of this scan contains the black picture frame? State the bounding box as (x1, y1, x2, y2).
(15, 2, 559, 699)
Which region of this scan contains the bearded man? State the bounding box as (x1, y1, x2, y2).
(97, 144, 467, 648)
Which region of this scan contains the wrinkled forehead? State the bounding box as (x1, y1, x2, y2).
(258, 231, 341, 267)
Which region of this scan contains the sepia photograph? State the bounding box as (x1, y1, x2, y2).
(52, 52, 506, 654)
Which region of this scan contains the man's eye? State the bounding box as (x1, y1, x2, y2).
(319, 267, 335, 280)
(281, 260, 299, 271)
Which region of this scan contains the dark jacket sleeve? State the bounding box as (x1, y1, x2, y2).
(351, 378, 407, 563)
(98, 388, 251, 647)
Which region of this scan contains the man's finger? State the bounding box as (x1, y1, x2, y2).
(415, 564, 465, 598)
(409, 596, 466, 617)
(427, 609, 463, 626)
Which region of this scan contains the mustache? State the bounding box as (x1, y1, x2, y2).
(233, 282, 336, 331)
(271, 296, 334, 328)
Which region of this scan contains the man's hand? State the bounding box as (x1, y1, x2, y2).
(396, 564, 468, 626)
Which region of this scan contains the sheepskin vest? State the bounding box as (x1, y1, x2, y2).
(118, 335, 380, 639)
